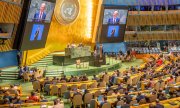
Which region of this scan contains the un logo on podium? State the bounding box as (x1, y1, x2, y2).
(54, 0, 80, 25)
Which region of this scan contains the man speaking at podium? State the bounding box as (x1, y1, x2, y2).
(33, 3, 46, 22)
(108, 11, 120, 24)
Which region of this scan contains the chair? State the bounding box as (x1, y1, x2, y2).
(176, 76, 180, 83)
(94, 90, 101, 98)
(76, 59, 82, 68)
(7, 89, 18, 94)
(103, 75, 109, 83)
(90, 99, 98, 108)
(50, 85, 59, 96)
(116, 100, 124, 106)
(89, 82, 97, 88)
(160, 81, 165, 89)
(118, 89, 124, 94)
(127, 78, 132, 85)
(32, 81, 41, 92)
(154, 82, 160, 91)
(52, 80, 57, 84)
(63, 91, 71, 103)
(79, 84, 87, 89)
(71, 85, 78, 91)
(107, 90, 114, 96)
(60, 84, 67, 96)
(139, 99, 146, 105)
(72, 94, 83, 108)
(130, 100, 137, 106)
(99, 81, 106, 87)
(84, 93, 93, 108)
(23, 72, 30, 82)
(132, 77, 138, 86)
(149, 95, 157, 102)
(60, 80, 66, 83)
(102, 102, 111, 108)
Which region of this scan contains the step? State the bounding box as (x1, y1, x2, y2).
(0, 73, 19, 75)
(0, 76, 18, 80)
(1, 74, 18, 77)
(42, 58, 53, 60)
(45, 75, 61, 77)
(1, 71, 18, 73)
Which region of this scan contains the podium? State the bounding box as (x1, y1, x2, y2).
(89, 55, 106, 67)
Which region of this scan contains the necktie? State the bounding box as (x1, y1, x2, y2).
(39, 12, 43, 19)
(113, 18, 116, 24)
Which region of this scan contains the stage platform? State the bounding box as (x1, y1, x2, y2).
(45, 57, 122, 76)
(0, 52, 144, 79)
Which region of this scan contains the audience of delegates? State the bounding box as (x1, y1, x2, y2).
(0, 53, 179, 107)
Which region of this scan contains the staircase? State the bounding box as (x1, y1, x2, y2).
(0, 53, 64, 81)
(29, 53, 63, 77)
(0, 67, 19, 80)
(30, 54, 53, 68)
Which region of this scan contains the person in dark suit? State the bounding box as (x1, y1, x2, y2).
(34, 26, 40, 40)
(108, 11, 120, 24)
(33, 3, 46, 22)
(73, 89, 82, 97)
(136, 92, 145, 102)
(100, 96, 108, 108)
(154, 99, 164, 108)
(110, 28, 116, 37)
(123, 92, 132, 104)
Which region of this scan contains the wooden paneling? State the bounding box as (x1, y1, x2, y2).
(127, 10, 180, 26)
(0, 1, 22, 52)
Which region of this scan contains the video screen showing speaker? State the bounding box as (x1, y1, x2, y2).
(20, 0, 55, 51)
(27, 0, 55, 23)
(99, 6, 128, 43)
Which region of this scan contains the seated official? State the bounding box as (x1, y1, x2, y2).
(136, 92, 145, 102)
(0, 86, 5, 94)
(3, 98, 11, 104)
(121, 100, 130, 108)
(8, 85, 19, 94)
(40, 95, 48, 102)
(167, 76, 175, 84)
(114, 95, 121, 107)
(3, 91, 13, 103)
(73, 89, 82, 97)
(53, 99, 64, 108)
(149, 103, 155, 108)
(123, 92, 132, 104)
(81, 75, 88, 81)
(69, 75, 74, 82)
(60, 75, 68, 82)
(13, 96, 22, 104)
(26, 92, 39, 102)
(100, 96, 108, 108)
(157, 89, 167, 101)
(82, 89, 90, 101)
(92, 75, 99, 82)
(117, 83, 124, 90)
(154, 99, 164, 108)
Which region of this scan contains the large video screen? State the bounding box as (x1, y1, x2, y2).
(20, 0, 55, 51)
(99, 6, 128, 43)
